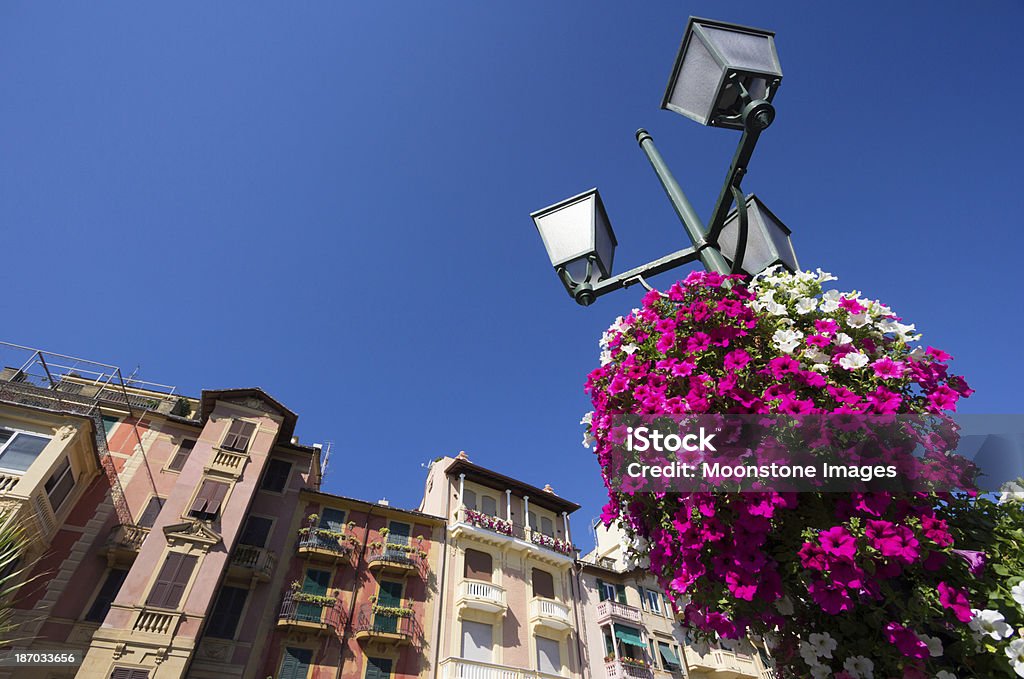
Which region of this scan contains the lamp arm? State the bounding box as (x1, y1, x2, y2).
(705, 125, 762, 248)
(728, 184, 749, 275)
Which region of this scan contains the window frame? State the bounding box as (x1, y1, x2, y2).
(84, 567, 128, 623)
(44, 455, 75, 511)
(206, 585, 249, 640)
(186, 479, 229, 521)
(645, 588, 662, 615)
(0, 427, 52, 474)
(136, 495, 165, 529)
(260, 458, 293, 493)
(166, 438, 196, 473)
(220, 419, 256, 453)
(145, 551, 198, 610)
(239, 515, 274, 548)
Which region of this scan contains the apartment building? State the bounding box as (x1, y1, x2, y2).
(418, 453, 583, 679)
(578, 523, 773, 679)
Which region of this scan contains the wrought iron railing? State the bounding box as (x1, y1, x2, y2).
(353, 604, 414, 640)
(278, 591, 345, 629)
(367, 542, 422, 571)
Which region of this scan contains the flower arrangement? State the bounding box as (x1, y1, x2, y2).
(464, 508, 514, 536)
(372, 604, 414, 618)
(582, 268, 1022, 678)
(287, 581, 338, 608)
(617, 656, 648, 668)
(530, 531, 575, 555)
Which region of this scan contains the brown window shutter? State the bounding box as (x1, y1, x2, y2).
(533, 568, 555, 599)
(464, 549, 492, 582)
(163, 554, 197, 609)
(131, 671, 150, 679)
(189, 481, 213, 514)
(206, 481, 229, 516)
(223, 420, 256, 452)
(168, 440, 195, 472)
(146, 553, 181, 607)
(109, 668, 131, 679)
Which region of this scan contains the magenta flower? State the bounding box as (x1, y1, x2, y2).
(839, 296, 866, 314)
(937, 582, 974, 623)
(883, 622, 929, 659)
(951, 548, 986, 575)
(819, 526, 857, 559)
(871, 357, 905, 379)
(723, 348, 751, 372)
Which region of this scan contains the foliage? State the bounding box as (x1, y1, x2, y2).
(0, 516, 33, 648)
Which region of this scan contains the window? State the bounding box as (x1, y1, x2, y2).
(658, 643, 682, 671)
(110, 669, 149, 679)
(528, 511, 537, 531)
(597, 578, 618, 602)
(85, 568, 128, 622)
(278, 647, 313, 679)
(645, 588, 662, 615)
(0, 429, 50, 473)
(207, 586, 248, 639)
(365, 657, 392, 679)
(320, 508, 346, 530)
(221, 420, 256, 452)
(462, 488, 477, 510)
(261, 459, 292, 492)
(532, 568, 555, 599)
(481, 495, 497, 516)
(536, 636, 561, 675)
(188, 479, 228, 520)
(540, 516, 554, 537)
(137, 496, 164, 529)
(146, 552, 198, 609)
(461, 620, 493, 662)
(239, 516, 273, 547)
(387, 521, 410, 545)
(167, 439, 195, 472)
(464, 549, 493, 581)
(102, 416, 120, 436)
(44, 456, 74, 511)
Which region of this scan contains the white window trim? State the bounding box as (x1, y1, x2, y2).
(0, 427, 52, 474)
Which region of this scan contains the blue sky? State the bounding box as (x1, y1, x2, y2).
(2, 2, 1022, 544)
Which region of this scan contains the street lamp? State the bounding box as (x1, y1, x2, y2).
(531, 16, 798, 306)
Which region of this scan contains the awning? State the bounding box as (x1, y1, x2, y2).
(659, 645, 681, 668)
(614, 626, 645, 647)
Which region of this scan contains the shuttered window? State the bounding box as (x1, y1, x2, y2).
(188, 480, 228, 520)
(536, 636, 561, 675)
(206, 586, 248, 639)
(365, 657, 392, 679)
(532, 568, 555, 599)
(221, 420, 256, 452)
(387, 521, 410, 546)
(239, 516, 273, 547)
(481, 495, 497, 516)
(462, 489, 476, 510)
(597, 578, 617, 602)
(109, 668, 149, 679)
(461, 621, 493, 662)
(464, 549, 493, 582)
(85, 568, 128, 622)
(44, 456, 75, 511)
(260, 459, 292, 492)
(167, 440, 195, 472)
(146, 552, 197, 609)
(137, 496, 163, 528)
(278, 647, 313, 679)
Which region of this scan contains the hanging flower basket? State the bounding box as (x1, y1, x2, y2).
(583, 268, 1023, 679)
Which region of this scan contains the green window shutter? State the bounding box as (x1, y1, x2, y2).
(604, 633, 614, 656)
(377, 580, 403, 607)
(321, 508, 346, 531)
(303, 569, 330, 596)
(596, 579, 607, 602)
(279, 647, 313, 679)
(365, 657, 393, 679)
(388, 521, 410, 546)
(616, 583, 627, 604)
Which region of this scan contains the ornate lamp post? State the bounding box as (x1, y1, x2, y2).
(531, 17, 798, 306)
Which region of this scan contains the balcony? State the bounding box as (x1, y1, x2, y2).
(132, 608, 182, 637)
(297, 526, 357, 563)
(529, 597, 572, 633)
(455, 580, 507, 617)
(0, 471, 20, 494)
(439, 657, 565, 679)
(103, 524, 151, 567)
(367, 542, 423, 576)
(277, 591, 346, 634)
(595, 600, 643, 626)
(227, 544, 276, 583)
(352, 604, 414, 645)
(449, 508, 576, 564)
(605, 660, 653, 679)
(683, 648, 760, 678)
(206, 448, 248, 478)
(529, 532, 575, 558)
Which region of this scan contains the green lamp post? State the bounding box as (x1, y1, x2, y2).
(532, 16, 798, 306)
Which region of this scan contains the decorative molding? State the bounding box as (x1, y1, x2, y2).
(224, 397, 279, 417)
(54, 425, 77, 440)
(163, 520, 222, 550)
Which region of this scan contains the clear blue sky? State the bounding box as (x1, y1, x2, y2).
(2, 2, 1022, 544)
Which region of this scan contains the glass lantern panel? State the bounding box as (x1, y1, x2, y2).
(668, 32, 724, 124)
(700, 25, 779, 75)
(534, 195, 596, 267)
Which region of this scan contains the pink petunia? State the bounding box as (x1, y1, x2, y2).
(871, 357, 905, 379)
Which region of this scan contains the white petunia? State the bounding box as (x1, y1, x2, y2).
(919, 633, 943, 657)
(815, 268, 838, 283)
(804, 347, 830, 365)
(795, 297, 818, 314)
(846, 312, 870, 328)
(580, 412, 593, 426)
(820, 289, 841, 313)
(999, 481, 1024, 505)
(834, 332, 854, 346)
(808, 632, 837, 659)
(621, 344, 638, 355)
(969, 608, 1014, 640)
(600, 350, 613, 366)
(907, 346, 927, 362)
(811, 363, 830, 373)
(809, 665, 831, 679)
(1012, 581, 1024, 607)
(772, 328, 804, 354)
(838, 351, 869, 371)
(843, 655, 874, 679)
(1006, 638, 1024, 678)
(798, 642, 820, 667)
(935, 671, 957, 679)
(581, 431, 595, 449)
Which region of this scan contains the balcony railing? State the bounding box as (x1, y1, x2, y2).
(454, 508, 576, 559)
(230, 544, 276, 581)
(605, 660, 653, 679)
(596, 600, 643, 625)
(367, 542, 423, 575)
(0, 471, 20, 494)
(439, 657, 566, 679)
(277, 591, 345, 632)
(529, 597, 572, 632)
(297, 526, 356, 561)
(529, 531, 575, 556)
(352, 604, 414, 643)
(456, 580, 507, 616)
(684, 647, 759, 677)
